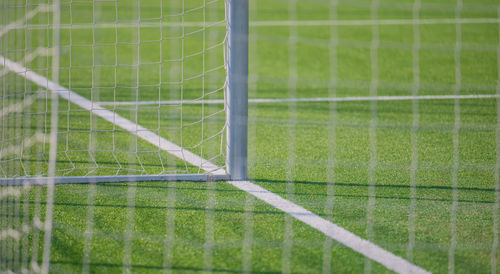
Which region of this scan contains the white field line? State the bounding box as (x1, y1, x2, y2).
(0, 187, 21, 199)
(229, 180, 429, 274)
(0, 133, 46, 159)
(97, 94, 500, 106)
(251, 17, 500, 27)
(0, 55, 224, 176)
(0, 56, 430, 274)
(0, 48, 52, 78)
(0, 4, 51, 37)
(4, 17, 499, 31)
(0, 90, 47, 119)
(33, 216, 44, 230)
(30, 261, 41, 273)
(0, 228, 21, 241)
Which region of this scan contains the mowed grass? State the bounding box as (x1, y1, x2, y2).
(1, 0, 500, 273)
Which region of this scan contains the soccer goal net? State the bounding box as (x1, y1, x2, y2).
(0, 0, 248, 184)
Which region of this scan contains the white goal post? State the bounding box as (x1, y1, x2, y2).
(226, 0, 249, 181)
(0, 0, 248, 184)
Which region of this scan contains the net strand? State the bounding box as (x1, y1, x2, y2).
(283, 0, 298, 273)
(243, 0, 258, 271)
(322, 0, 338, 272)
(492, 7, 500, 274)
(407, 0, 421, 262)
(366, 0, 380, 272)
(448, 0, 463, 272)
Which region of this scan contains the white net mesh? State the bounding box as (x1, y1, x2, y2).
(1, 0, 228, 181)
(1, 0, 500, 273)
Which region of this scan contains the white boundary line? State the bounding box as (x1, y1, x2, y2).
(3, 17, 499, 31)
(0, 4, 51, 37)
(251, 17, 500, 27)
(0, 91, 47, 119)
(229, 180, 429, 274)
(97, 94, 500, 106)
(0, 56, 429, 274)
(0, 133, 46, 159)
(0, 90, 45, 119)
(0, 48, 52, 78)
(0, 228, 21, 241)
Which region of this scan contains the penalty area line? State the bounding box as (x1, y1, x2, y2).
(97, 94, 500, 106)
(0, 56, 430, 274)
(251, 17, 500, 27)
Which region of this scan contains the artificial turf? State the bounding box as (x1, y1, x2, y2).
(1, 0, 500, 273)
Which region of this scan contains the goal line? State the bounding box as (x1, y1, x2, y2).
(96, 94, 500, 106)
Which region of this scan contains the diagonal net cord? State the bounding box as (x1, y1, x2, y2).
(0, 55, 430, 274)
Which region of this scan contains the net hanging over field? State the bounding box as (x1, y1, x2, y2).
(1, 0, 229, 183)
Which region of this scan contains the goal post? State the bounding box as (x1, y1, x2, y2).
(226, 0, 249, 181)
(0, 0, 248, 184)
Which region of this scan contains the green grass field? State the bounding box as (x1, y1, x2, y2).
(1, 0, 500, 273)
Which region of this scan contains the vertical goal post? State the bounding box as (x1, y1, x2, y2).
(226, 0, 249, 181)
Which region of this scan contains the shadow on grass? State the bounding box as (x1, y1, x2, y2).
(50, 260, 279, 273)
(251, 178, 496, 204)
(253, 178, 498, 192)
(92, 179, 496, 205)
(16, 199, 285, 216)
(9, 177, 495, 223)
(42, 178, 499, 205)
